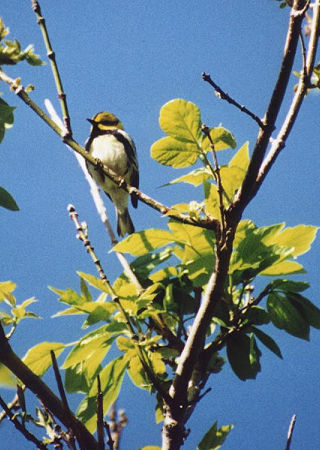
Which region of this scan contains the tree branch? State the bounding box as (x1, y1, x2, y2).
(31, 0, 72, 136)
(256, 0, 319, 188)
(0, 324, 99, 450)
(230, 0, 309, 219)
(0, 69, 219, 234)
(285, 414, 297, 450)
(202, 72, 265, 129)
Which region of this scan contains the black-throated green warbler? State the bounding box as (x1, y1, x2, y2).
(85, 112, 139, 236)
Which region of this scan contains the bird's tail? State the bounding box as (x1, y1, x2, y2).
(116, 208, 135, 236)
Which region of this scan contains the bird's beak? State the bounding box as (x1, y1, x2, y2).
(87, 118, 96, 125)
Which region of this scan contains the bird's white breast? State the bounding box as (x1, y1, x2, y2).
(89, 133, 128, 176)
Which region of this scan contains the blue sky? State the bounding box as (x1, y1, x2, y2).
(1, 1, 319, 449)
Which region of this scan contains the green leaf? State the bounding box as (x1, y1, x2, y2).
(0, 280, 17, 306)
(0, 363, 16, 388)
(130, 247, 173, 279)
(0, 187, 19, 210)
(165, 167, 212, 186)
(62, 325, 115, 369)
(23, 342, 65, 376)
(226, 332, 261, 380)
(269, 279, 309, 293)
(77, 271, 111, 294)
(0, 98, 15, 143)
(159, 99, 201, 143)
(267, 292, 309, 340)
(197, 421, 234, 450)
(261, 260, 304, 276)
(112, 229, 174, 256)
(229, 141, 250, 171)
(264, 224, 318, 257)
(201, 127, 237, 151)
(289, 293, 320, 329)
(251, 326, 282, 359)
(151, 136, 199, 168)
(246, 306, 270, 325)
(77, 356, 127, 432)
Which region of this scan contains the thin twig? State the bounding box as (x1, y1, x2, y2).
(0, 394, 47, 449)
(67, 205, 173, 405)
(97, 375, 105, 450)
(201, 124, 226, 236)
(50, 350, 70, 412)
(104, 420, 114, 450)
(285, 414, 297, 450)
(31, 0, 72, 136)
(202, 72, 265, 129)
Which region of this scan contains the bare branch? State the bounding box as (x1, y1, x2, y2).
(230, 1, 309, 219)
(0, 394, 47, 449)
(31, 0, 72, 136)
(285, 414, 297, 450)
(256, 0, 320, 188)
(97, 375, 105, 450)
(50, 350, 70, 413)
(202, 72, 265, 129)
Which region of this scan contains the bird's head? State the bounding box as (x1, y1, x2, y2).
(87, 111, 124, 131)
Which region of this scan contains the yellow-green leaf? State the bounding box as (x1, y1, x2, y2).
(0, 363, 16, 388)
(112, 229, 174, 256)
(166, 167, 212, 186)
(151, 136, 199, 168)
(261, 260, 304, 276)
(77, 272, 111, 294)
(159, 98, 201, 143)
(268, 225, 318, 257)
(202, 127, 237, 151)
(229, 141, 250, 171)
(0, 280, 17, 305)
(23, 342, 65, 376)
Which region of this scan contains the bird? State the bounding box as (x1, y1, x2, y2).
(85, 111, 139, 236)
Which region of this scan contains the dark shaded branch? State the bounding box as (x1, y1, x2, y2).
(97, 375, 105, 450)
(51, 350, 70, 413)
(0, 324, 99, 450)
(0, 394, 47, 449)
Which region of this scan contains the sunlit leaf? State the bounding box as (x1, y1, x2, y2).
(159, 98, 201, 143)
(165, 167, 213, 186)
(77, 356, 127, 432)
(0, 363, 16, 388)
(151, 136, 199, 168)
(202, 127, 237, 151)
(23, 342, 65, 376)
(112, 229, 175, 256)
(261, 260, 304, 275)
(229, 141, 250, 171)
(77, 271, 111, 294)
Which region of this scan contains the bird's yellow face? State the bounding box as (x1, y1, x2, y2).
(88, 111, 124, 130)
